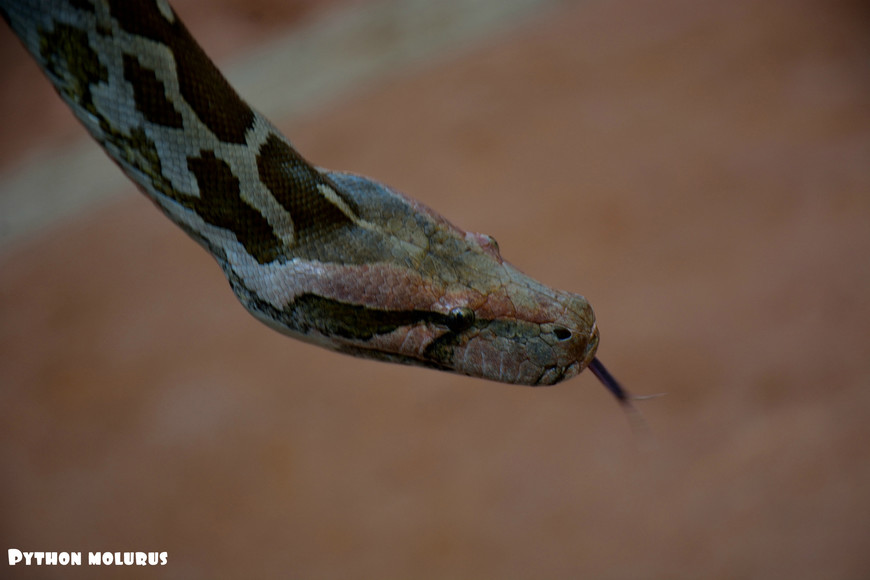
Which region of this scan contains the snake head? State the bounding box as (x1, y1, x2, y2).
(228, 172, 601, 386)
(395, 207, 601, 385)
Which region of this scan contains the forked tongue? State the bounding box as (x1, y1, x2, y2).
(588, 357, 630, 403)
(588, 357, 663, 439)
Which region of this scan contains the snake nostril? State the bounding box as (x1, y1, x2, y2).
(553, 327, 572, 341)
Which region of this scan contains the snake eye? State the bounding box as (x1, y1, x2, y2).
(553, 327, 572, 341)
(447, 307, 475, 333)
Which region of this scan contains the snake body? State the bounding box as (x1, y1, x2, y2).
(2, 0, 630, 395)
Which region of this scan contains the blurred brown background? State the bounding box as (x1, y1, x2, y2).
(2, 0, 869, 578)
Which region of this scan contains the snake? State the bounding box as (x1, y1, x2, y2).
(1, 0, 633, 401)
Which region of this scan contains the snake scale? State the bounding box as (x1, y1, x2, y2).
(2, 0, 633, 401)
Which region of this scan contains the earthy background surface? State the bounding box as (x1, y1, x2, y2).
(2, 0, 870, 578)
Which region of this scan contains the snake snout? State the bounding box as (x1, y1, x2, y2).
(582, 322, 600, 369)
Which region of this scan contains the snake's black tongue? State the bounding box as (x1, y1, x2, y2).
(588, 357, 629, 402)
(588, 357, 666, 442)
